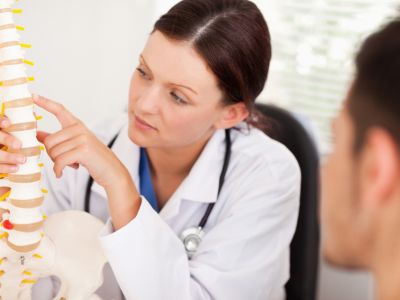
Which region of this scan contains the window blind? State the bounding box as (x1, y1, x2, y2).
(258, 0, 399, 153)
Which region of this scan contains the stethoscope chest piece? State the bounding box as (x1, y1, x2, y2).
(180, 226, 204, 258)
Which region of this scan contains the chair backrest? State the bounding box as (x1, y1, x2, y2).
(255, 103, 320, 300)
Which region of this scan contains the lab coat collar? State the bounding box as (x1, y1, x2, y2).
(159, 129, 226, 221)
(91, 125, 227, 221)
(175, 128, 226, 204)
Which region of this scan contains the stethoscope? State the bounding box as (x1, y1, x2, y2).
(84, 129, 231, 258)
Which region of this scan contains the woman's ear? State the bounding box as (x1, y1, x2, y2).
(215, 102, 249, 129)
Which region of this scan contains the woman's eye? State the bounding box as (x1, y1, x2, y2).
(136, 67, 149, 79)
(170, 91, 187, 105)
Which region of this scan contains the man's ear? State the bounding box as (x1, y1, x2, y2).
(214, 102, 249, 129)
(359, 128, 400, 209)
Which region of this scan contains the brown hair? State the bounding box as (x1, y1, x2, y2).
(348, 15, 400, 152)
(153, 0, 271, 129)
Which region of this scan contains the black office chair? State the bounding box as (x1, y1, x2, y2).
(255, 103, 320, 300)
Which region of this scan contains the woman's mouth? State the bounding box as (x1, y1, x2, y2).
(134, 115, 156, 131)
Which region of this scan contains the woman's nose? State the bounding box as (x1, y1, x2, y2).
(136, 86, 161, 114)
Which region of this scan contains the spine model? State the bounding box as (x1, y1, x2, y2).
(0, 0, 44, 253)
(0, 1, 107, 298)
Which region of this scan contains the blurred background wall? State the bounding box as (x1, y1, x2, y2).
(15, 0, 399, 299)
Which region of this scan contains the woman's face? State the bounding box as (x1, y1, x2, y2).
(128, 31, 227, 149)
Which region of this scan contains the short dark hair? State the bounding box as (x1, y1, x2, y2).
(153, 0, 271, 128)
(348, 15, 400, 152)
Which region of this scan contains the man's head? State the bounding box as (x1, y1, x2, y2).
(322, 16, 400, 269)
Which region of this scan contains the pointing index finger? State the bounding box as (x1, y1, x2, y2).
(33, 94, 78, 128)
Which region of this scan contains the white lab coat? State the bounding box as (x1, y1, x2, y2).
(34, 113, 301, 300)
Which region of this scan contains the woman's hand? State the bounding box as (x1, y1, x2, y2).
(0, 116, 26, 174)
(34, 95, 142, 229)
(34, 95, 127, 189)
(0, 116, 26, 199)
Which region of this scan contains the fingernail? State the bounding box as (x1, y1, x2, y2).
(1, 120, 9, 128)
(32, 94, 39, 102)
(11, 165, 18, 172)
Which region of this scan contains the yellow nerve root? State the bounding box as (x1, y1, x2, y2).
(24, 59, 34, 66)
(20, 43, 31, 49)
(0, 191, 10, 202)
(21, 279, 37, 285)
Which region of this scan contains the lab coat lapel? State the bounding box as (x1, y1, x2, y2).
(159, 129, 226, 222)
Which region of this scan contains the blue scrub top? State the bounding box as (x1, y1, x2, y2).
(139, 148, 160, 213)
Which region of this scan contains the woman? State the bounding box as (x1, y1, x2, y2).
(1, 0, 300, 299)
